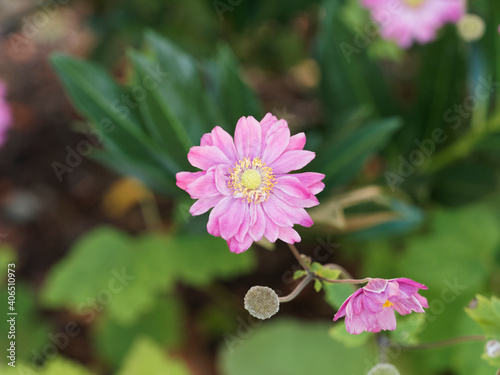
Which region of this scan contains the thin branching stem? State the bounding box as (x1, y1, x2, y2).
(278, 273, 314, 303)
(287, 243, 311, 271)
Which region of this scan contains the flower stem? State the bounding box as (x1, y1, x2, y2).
(400, 335, 486, 350)
(287, 243, 311, 271)
(318, 276, 372, 284)
(278, 273, 314, 303)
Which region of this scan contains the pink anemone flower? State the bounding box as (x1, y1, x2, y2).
(0, 81, 12, 146)
(361, 0, 465, 48)
(334, 278, 428, 334)
(176, 113, 325, 253)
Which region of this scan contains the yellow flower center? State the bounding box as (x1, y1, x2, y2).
(402, 0, 424, 7)
(228, 157, 275, 203)
(383, 300, 394, 309)
(241, 169, 262, 190)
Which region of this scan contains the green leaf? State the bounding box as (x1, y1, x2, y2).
(329, 323, 371, 348)
(465, 295, 500, 339)
(118, 337, 191, 375)
(167, 235, 256, 287)
(314, 279, 322, 292)
(40, 227, 176, 325)
(144, 30, 217, 142)
(209, 44, 262, 129)
(316, 0, 396, 123)
(316, 267, 341, 281)
(51, 54, 163, 166)
(313, 117, 402, 189)
(293, 270, 307, 280)
(51, 54, 179, 196)
(219, 319, 374, 375)
(127, 50, 191, 163)
(94, 298, 183, 368)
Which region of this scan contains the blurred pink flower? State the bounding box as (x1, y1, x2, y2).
(361, 0, 465, 48)
(334, 278, 428, 334)
(0, 81, 12, 146)
(176, 113, 325, 253)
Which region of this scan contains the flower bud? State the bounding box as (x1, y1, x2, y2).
(486, 340, 500, 358)
(244, 286, 279, 320)
(457, 14, 486, 42)
(367, 363, 401, 375)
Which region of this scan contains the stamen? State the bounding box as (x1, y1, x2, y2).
(383, 300, 394, 309)
(228, 157, 276, 203)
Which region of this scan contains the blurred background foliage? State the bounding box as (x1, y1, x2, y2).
(1, 0, 500, 374)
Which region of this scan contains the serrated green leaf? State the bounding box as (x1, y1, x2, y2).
(466, 295, 500, 339)
(329, 323, 371, 348)
(118, 337, 191, 375)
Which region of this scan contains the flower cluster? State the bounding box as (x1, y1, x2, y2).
(361, 0, 465, 48)
(334, 278, 428, 334)
(176, 113, 325, 253)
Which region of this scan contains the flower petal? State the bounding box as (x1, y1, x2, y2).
(271, 150, 316, 174)
(234, 116, 262, 160)
(285, 132, 306, 151)
(277, 227, 301, 244)
(188, 146, 232, 170)
(262, 120, 290, 165)
(185, 168, 218, 199)
(215, 165, 231, 196)
(189, 195, 222, 216)
(218, 198, 246, 240)
(249, 204, 266, 241)
(228, 234, 253, 254)
(207, 196, 233, 236)
(262, 196, 294, 227)
(176, 171, 205, 191)
(211, 126, 238, 162)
